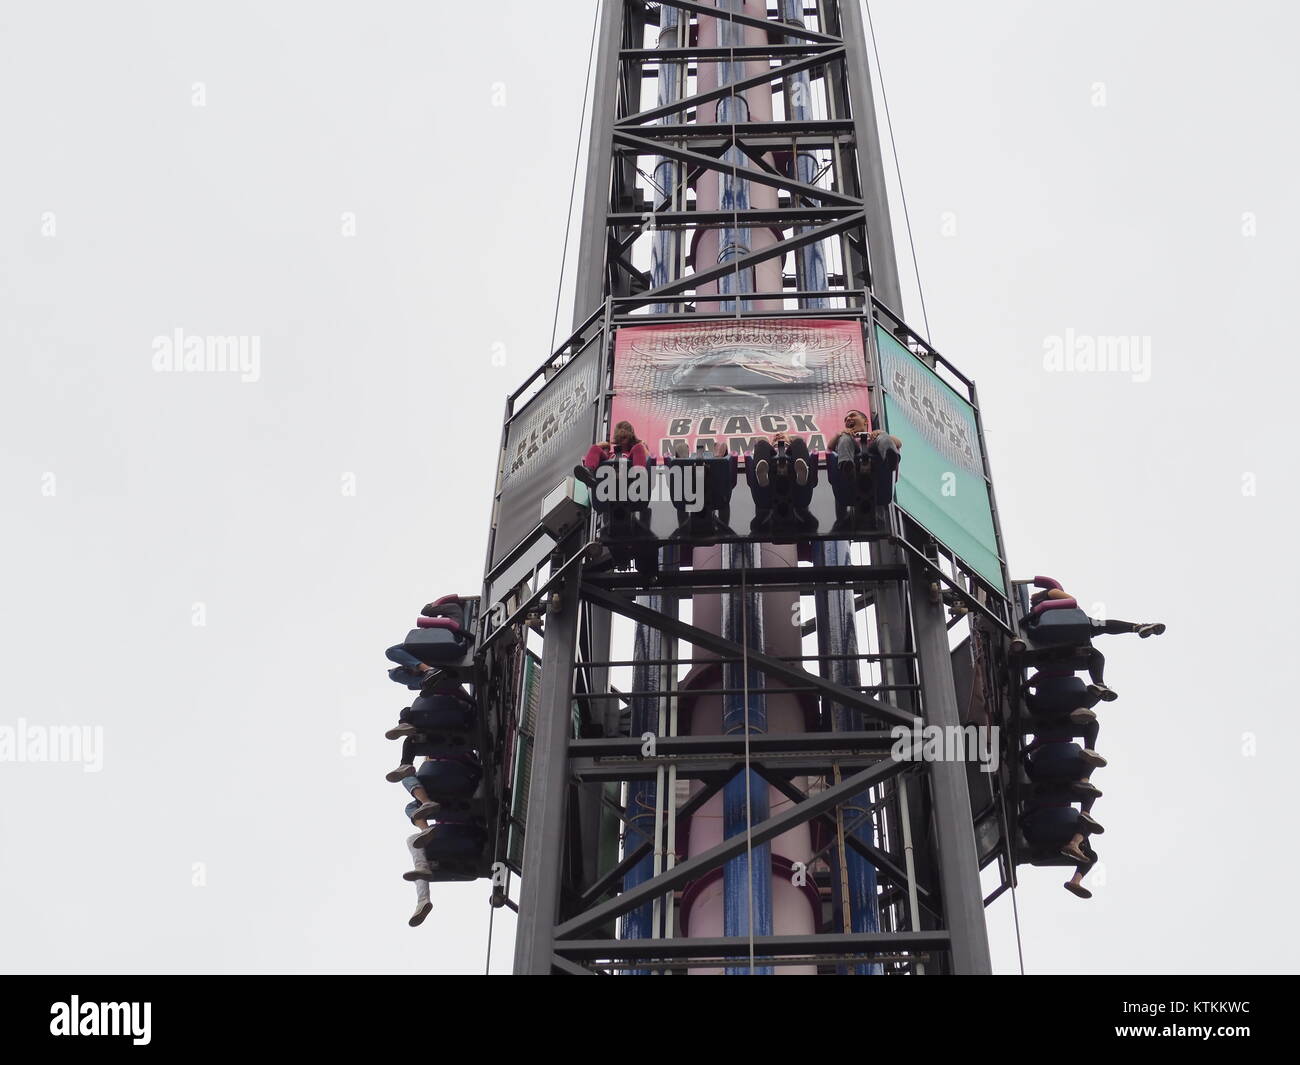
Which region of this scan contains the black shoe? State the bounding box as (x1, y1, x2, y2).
(419, 670, 449, 691)
(1088, 683, 1119, 702)
(573, 464, 597, 489)
(1063, 881, 1092, 899)
(1137, 622, 1166, 638)
(754, 459, 770, 487)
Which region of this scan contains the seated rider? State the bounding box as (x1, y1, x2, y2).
(751, 431, 811, 488)
(386, 644, 436, 689)
(386, 597, 473, 689)
(826, 408, 899, 483)
(574, 420, 657, 575)
(1020, 803, 1103, 900)
(421, 595, 465, 628)
(747, 432, 816, 530)
(576, 420, 648, 485)
(669, 440, 734, 532)
(1026, 577, 1166, 702)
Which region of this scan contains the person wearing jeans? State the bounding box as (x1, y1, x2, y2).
(827, 409, 902, 506)
(386, 597, 469, 688)
(386, 645, 434, 689)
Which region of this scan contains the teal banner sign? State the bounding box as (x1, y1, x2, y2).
(875, 326, 1005, 595)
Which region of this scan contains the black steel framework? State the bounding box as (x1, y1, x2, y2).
(478, 0, 1022, 975)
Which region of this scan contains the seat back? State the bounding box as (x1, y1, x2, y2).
(422, 822, 487, 863)
(746, 450, 817, 535)
(415, 757, 482, 799)
(1022, 607, 1092, 651)
(591, 459, 652, 537)
(1025, 674, 1098, 715)
(402, 626, 470, 666)
(402, 692, 476, 734)
(666, 455, 734, 510)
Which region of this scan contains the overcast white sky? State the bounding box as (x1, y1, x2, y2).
(2, 0, 1297, 975)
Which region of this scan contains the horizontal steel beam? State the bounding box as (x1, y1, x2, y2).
(621, 211, 867, 308)
(616, 119, 855, 141)
(618, 47, 844, 127)
(613, 130, 860, 207)
(611, 287, 869, 308)
(632, 134, 854, 153)
(568, 731, 899, 758)
(581, 581, 917, 729)
(569, 754, 884, 782)
(554, 742, 917, 940)
(611, 307, 868, 324)
(622, 44, 840, 61)
(555, 930, 949, 962)
(652, 0, 839, 44)
(585, 564, 908, 592)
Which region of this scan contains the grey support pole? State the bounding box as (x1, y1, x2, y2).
(836, 0, 903, 314)
(835, 0, 951, 965)
(905, 556, 993, 974)
(513, 565, 582, 974)
(572, 0, 627, 329)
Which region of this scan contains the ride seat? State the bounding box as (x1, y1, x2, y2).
(421, 594, 465, 627)
(416, 757, 482, 800)
(590, 458, 651, 539)
(1025, 674, 1099, 715)
(422, 822, 487, 864)
(403, 618, 471, 666)
(666, 454, 735, 535)
(746, 448, 817, 534)
(403, 691, 475, 730)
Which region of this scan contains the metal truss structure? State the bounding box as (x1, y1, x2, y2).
(477, 0, 1023, 975)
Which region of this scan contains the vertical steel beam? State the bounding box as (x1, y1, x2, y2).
(905, 555, 993, 974)
(836, 0, 903, 314)
(832, 0, 950, 967)
(573, 0, 631, 329)
(513, 565, 582, 974)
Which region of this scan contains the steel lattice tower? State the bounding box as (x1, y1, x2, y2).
(476, 0, 1020, 975)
